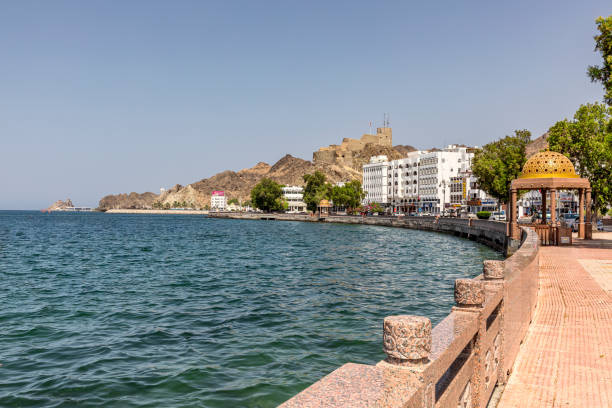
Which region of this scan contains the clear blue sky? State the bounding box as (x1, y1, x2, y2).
(1, 1, 609, 209)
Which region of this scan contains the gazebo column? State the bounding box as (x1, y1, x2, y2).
(585, 188, 592, 240)
(541, 189, 547, 224)
(510, 188, 518, 239)
(550, 189, 557, 225)
(578, 188, 585, 239)
(550, 189, 557, 245)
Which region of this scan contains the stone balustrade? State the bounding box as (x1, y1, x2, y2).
(279, 227, 539, 408)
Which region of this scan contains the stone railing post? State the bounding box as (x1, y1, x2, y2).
(454, 278, 485, 308)
(483, 260, 506, 386)
(454, 279, 486, 407)
(483, 260, 504, 280)
(382, 315, 434, 407)
(383, 315, 432, 365)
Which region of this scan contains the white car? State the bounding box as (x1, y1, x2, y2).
(490, 211, 506, 221)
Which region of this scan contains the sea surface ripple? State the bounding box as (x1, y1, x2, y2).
(0, 211, 502, 407)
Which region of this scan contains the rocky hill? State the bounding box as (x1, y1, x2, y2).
(526, 132, 549, 158)
(97, 145, 415, 210)
(45, 198, 74, 211)
(98, 192, 158, 210)
(152, 154, 348, 208)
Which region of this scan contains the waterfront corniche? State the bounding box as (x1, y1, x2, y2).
(0, 211, 502, 407)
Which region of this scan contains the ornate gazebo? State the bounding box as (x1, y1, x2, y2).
(318, 199, 332, 217)
(508, 151, 592, 244)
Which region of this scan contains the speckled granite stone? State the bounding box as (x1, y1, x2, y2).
(383, 315, 432, 362)
(278, 363, 423, 407)
(483, 260, 505, 280)
(454, 279, 485, 307)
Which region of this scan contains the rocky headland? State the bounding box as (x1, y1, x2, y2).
(45, 199, 74, 211)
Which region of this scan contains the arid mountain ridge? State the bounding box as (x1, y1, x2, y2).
(98, 134, 414, 210)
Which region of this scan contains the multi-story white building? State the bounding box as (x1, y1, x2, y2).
(417, 146, 475, 214)
(362, 145, 496, 214)
(282, 186, 307, 213)
(363, 155, 389, 205)
(387, 151, 422, 212)
(211, 190, 227, 211)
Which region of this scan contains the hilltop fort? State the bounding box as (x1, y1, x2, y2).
(313, 127, 393, 168)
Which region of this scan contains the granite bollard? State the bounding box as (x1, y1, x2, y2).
(455, 279, 485, 307)
(483, 260, 505, 280)
(383, 315, 432, 365)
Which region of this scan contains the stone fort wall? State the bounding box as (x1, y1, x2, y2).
(313, 127, 392, 167)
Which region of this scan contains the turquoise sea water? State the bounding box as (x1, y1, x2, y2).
(0, 211, 502, 407)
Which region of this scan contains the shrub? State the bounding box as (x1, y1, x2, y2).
(477, 211, 491, 219)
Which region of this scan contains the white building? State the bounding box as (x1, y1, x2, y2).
(387, 151, 422, 212)
(211, 191, 227, 211)
(362, 145, 496, 214)
(363, 155, 389, 205)
(282, 186, 307, 213)
(417, 146, 476, 214)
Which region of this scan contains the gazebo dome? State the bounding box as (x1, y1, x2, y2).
(519, 151, 578, 179)
(319, 199, 331, 207)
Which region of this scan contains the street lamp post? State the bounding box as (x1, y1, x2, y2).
(440, 180, 447, 216)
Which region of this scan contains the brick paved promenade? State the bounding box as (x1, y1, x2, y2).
(497, 234, 612, 407)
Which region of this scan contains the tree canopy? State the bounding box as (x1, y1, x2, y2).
(303, 171, 330, 212)
(587, 16, 612, 105)
(471, 130, 531, 203)
(302, 172, 365, 213)
(329, 180, 366, 211)
(250, 178, 284, 212)
(547, 103, 612, 214)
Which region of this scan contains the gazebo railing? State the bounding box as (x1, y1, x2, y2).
(528, 224, 555, 246)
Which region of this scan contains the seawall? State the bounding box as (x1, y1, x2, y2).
(208, 212, 508, 254)
(105, 209, 209, 215)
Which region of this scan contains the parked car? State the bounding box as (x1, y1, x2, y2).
(562, 213, 578, 231)
(597, 220, 604, 231)
(490, 210, 506, 221)
(535, 212, 552, 222)
(467, 213, 478, 219)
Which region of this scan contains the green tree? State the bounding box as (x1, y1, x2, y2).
(250, 178, 284, 212)
(471, 130, 531, 204)
(587, 16, 612, 105)
(547, 103, 612, 215)
(228, 198, 239, 205)
(303, 171, 330, 212)
(330, 181, 366, 212)
(344, 180, 366, 211)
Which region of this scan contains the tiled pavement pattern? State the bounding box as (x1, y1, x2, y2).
(578, 259, 612, 295)
(497, 239, 612, 407)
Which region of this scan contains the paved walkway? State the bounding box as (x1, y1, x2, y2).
(497, 236, 612, 407)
